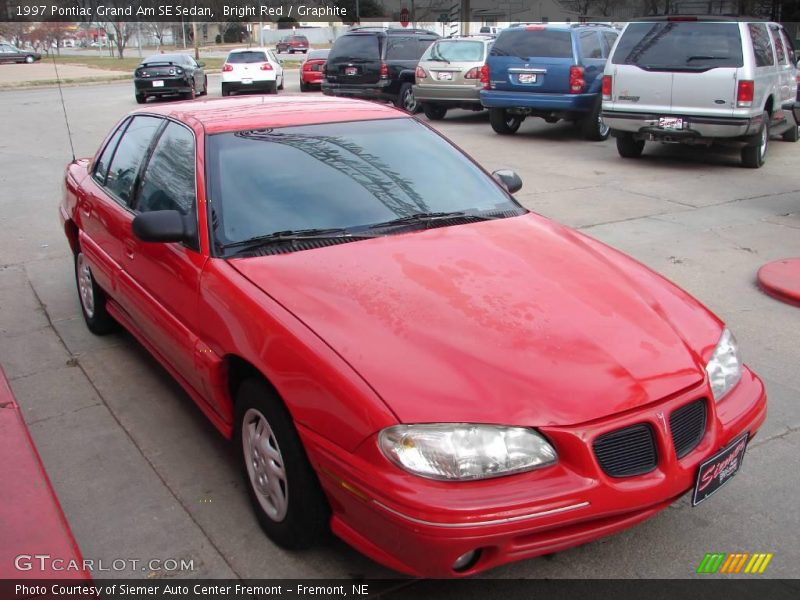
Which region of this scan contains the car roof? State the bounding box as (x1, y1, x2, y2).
(505, 22, 615, 32)
(131, 95, 407, 134)
(228, 47, 272, 53)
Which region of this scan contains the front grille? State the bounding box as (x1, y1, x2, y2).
(593, 423, 658, 477)
(669, 399, 707, 459)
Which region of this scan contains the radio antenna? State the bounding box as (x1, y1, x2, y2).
(51, 53, 76, 161)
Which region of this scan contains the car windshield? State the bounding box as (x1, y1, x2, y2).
(206, 118, 523, 252)
(612, 22, 743, 69)
(491, 29, 573, 59)
(227, 51, 268, 63)
(328, 35, 380, 61)
(423, 40, 485, 62)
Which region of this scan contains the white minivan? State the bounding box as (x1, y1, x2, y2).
(602, 16, 799, 168)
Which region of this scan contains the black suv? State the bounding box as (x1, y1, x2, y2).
(322, 27, 440, 112)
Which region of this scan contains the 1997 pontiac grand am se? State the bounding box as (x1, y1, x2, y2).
(60, 95, 766, 577)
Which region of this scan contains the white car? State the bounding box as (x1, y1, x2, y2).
(222, 48, 285, 96)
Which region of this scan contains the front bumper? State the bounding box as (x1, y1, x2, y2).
(135, 77, 191, 96)
(413, 84, 481, 105)
(480, 89, 596, 112)
(302, 367, 766, 577)
(602, 109, 763, 141)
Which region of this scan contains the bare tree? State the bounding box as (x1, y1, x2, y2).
(145, 22, 175, 50)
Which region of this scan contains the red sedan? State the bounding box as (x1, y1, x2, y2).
(60, 96, 766, 577)
(300, 48, 329, 92)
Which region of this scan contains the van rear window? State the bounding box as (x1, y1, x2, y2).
(491, 30, 573, 59)
(613, 22, 743, 69)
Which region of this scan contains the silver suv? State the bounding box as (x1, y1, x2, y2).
(602, 17, 799, 168)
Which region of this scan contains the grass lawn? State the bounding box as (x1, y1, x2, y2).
(47, 54, 303, 72)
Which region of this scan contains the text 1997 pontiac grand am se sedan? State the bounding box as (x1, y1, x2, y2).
(60, 95, 766, 577)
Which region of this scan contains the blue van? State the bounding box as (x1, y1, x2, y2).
(480, 23, 619, 139)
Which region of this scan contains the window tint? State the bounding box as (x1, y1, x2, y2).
(104, 116, 162, 206)
(422, 40, 484, 62)
(136, 122, 195, 217)
(329, 35, 380, 61)
(601, 32, 618, 57)
(207, 119, 522, 249)
(749, 23, 774, 67)
(386, 37, 424, 60)
(769, 27, 786, 64)
(612, 22, 743, 69)
(307, 49, 330, 60)
(579, 31, 602, 59)
(227, 51, 267, 63)
(94, 120, 127, 185)
(491, 30, 573, 59)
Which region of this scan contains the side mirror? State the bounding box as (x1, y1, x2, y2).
(196, 61, 205, 67)
(492, 169, 523, 194)
(132, 210, 196, 244)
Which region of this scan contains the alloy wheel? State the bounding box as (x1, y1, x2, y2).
(76, 253, 95, 319)
(242, 408, 289, 522)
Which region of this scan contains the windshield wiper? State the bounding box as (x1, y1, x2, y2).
(686, 55, 731, 63)
(221, 227, 373, 251)
(368, 211, 497, 230)
(430, 46, 450, 63)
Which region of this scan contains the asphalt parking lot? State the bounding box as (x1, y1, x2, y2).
(1, 71, 799, 580)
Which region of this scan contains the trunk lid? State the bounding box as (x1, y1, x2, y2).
(488, 28, 576, 94)
(326, 34, 383, 85)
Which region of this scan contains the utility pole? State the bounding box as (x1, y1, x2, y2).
(462, 0, 470, 36)
(192, 22, 199, 60)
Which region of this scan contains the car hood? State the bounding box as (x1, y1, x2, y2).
(230, 214, 713, 427)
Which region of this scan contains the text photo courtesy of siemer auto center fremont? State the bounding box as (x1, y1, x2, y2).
(1, 0, 800, 596)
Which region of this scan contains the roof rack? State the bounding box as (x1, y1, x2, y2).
(630, 15, 765, 22)
(348, 26, 440, 36)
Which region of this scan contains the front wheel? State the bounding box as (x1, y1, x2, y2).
(782, 122, 799, 142)
(135, 93, 146, 104)
(396, 82, 420, 114)
(741, 111, 769, 168)
(489, 108, 523, 135)
(423, 104, 448, 120)
(75, 251, 116, 335)
(616, 134, 645, 158)
(235, 378, 330, 549)
(582, 97, 610, 141)
(25, 55, 34, 63)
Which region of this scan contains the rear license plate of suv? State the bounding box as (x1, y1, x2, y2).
(692, 432, 748, 506)
(345, 67, 358, 76)
(438, 72, 453, 81)
(659, 117, 683, 130)
(518, 73, 537, 84)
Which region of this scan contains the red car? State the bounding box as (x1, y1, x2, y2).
(275, 35, 309, 54)
(60, 96, 766, 577)
(300, 48, 329, 92)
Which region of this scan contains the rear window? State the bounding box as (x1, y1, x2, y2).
(491, 29, 573, 59)
(386, 37, 432, 60)
(612, 22, 743, 69)
(227, 51, 267, 64)
(422, 40, 485, 62)
(307, 49, 329, 60)
(292, 36, 309, 42)
(329, 35, 381, 61)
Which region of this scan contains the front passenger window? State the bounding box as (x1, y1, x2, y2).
(136, 122, 196, 218)
(104, 116, 162, 205)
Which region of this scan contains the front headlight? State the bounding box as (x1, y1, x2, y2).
(705, 328, 742, 402)
(378, 424, 557, 481)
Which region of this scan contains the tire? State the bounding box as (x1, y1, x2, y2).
(582, 97, 610, 141)
(616, 134, 645, 158)
(135, 94, 146, 104)
(267, 83, 278, 95)
(183, 80, 196, 101)
(221, 83, 230, 97)
(782, 122, 799, 142)
(25, 55, 34, 63)
(199, 75, 208, 96)
(235, 378, 330, 550)
(396, 82, 420, 114)
(741, 111, 769, 168)
(489, 108, 523, 135)
(277, 76, 284, 91)
(75, 251, 116, 335)
(299, 80, 309, 92)
(423, 104, 448, 120)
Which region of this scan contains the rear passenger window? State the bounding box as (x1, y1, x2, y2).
(386, 37, 422, 60)
(749, 23, 774, 67)
(94, 120, 127, 185)
(104, 116, 162, 206)
(579, 31, 602, 59)
(491, 29, 573, 59)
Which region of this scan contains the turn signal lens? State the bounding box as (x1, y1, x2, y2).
(464, 67, 481, 79)
(569, 65, 585, 94)
(415, 66, 426, 79)
(480, 63, 490, 89)
(602, 74, 612, 100)
(222, 63, 233, 72)
(737, 80, 754, 107)
(260, 62, 273, 71)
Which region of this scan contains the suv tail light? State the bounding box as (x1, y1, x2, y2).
(602, 75, 612, 100)
(260, 62, 273, 71)
(415, 66, 427, 79)
(222, 63, 233, 72)
(464, 67, 481, 79)
(737, 80, 754, 107)
(380, 62, 389, 79)
(569, 65, 585, 94)
(480, 64, 490, 89)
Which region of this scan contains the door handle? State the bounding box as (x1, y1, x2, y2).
(124, 239, 136, 260)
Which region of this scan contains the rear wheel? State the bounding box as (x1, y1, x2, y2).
(582, 97, 610, 141)
(423, 104, 448, 121)
(235, 378, 330, 549)
(616, 134, 645, 158)
(75, 251, 116, 335)
(199, 75, 208, 96)
(277, 76, 284, 91)
(741, 111, 769, 168)
(489, 108, 523, 135)
(299, 80, 309, 92)
(396, 82, 420, 114)
(183, 80, 196, 100)
(221, 83, 231, 97)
